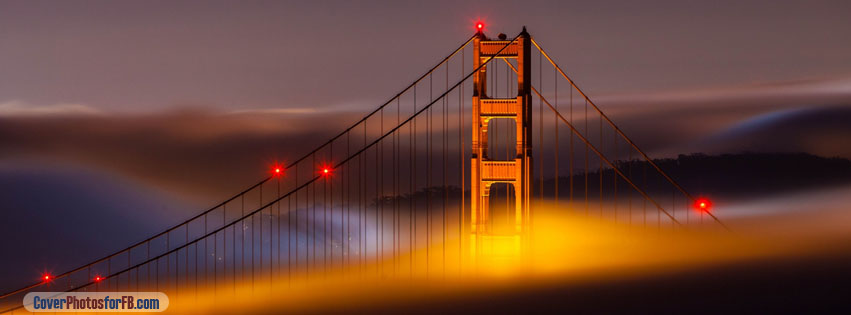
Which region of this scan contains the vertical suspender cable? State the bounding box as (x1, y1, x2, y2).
(459, 47, 465, 272)
(539, 51, 543, 202)
(411, 85, 417, 276)
(585, 99, 589, 215)
(555, 63, 559, 203)
(443, 61, 449, 277)
(570, 80, 574, 204)
(426, 73, 432, 276)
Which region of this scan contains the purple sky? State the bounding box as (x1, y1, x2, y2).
(2, 0, 850, 114)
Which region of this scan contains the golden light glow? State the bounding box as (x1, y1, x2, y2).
(122, 195, 851, 313)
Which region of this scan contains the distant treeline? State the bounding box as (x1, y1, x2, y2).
(543, 152, 851, 201)
(377, 153, 851, 206)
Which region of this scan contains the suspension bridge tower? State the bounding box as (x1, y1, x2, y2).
(470, 27, 533, 247)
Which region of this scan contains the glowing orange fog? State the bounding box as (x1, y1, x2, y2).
(144, 194, 851, 314)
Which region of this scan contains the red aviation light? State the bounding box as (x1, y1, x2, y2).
(94, 275, 102, 282)
(473, 20, 486, 34)
(271, 163, 285, 177)
(694, 198, 712, 213)
(320, 165, 333, 177)
(42, 274, 51, 282)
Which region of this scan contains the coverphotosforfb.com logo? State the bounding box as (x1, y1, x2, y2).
(23, 292, 169, 312)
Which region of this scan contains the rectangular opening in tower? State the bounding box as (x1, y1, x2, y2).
(487, 182, 517, 235)
(486, 118, 517, 160)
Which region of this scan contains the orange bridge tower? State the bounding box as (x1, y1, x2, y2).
(470, 27, 533, 243)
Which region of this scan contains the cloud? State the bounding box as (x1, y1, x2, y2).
(0, 77, 849, 204)
(0, 100, 103, 117)
(692, 106, 851, 158)
(594, 75, 851, 116)
(0, 161, 195, 293)
(227, 108, 320, 115)
(580, 76, 851, 158)
(0, 110, 360, 203)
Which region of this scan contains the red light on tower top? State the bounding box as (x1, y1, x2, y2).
(43, 274, 51, 282)
(94, 276, 102, 282)
(476, 22, 484, 30)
